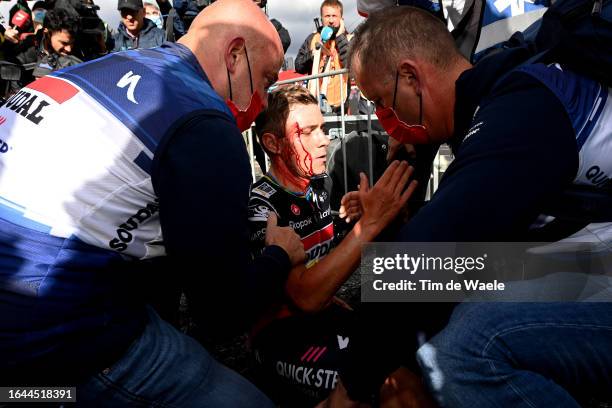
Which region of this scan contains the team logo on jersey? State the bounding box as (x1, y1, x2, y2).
(1, 89, 51, 125)
(275, 361, 339, 390)
(116, 71, 141, 105)
(109, 199, 159, 252)
(291, 204, 301, 215)
(252, 182, 276, 199)
(249, 204, 270, 222)
(0, 138, 10, 153)
(586, 165, 612, 189)
(337, 335, 349, 350)
(0, 116, 6, 126)
(300, 346, 327, 362)
(289, 217, 313, 230)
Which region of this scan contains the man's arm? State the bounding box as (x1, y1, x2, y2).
(154, 111, 295, 340)
(287, 164, 417, 313)
(338, 74, 579, 402)
(294, 33, 315, 74)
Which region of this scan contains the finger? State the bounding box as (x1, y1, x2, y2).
(399, 180, 419, 207)
(376, 161, 399, 189)
(387, 160, 409, 191)
(342, 191, 359, 206)
(387, 138, 402, 162)
(266, 211, 277, 228)
(339, 204, 346, 218)
(393, 165, 415, 196)
(359, 172, 369, 193)
(348, 206, 361, 217)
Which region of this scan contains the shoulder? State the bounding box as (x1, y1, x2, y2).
(250, 177, 281, 202)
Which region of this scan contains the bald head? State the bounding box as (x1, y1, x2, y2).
(186, 0, 281, 52)
(179, 0, 283, 103)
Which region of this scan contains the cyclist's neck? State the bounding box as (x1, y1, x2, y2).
(269, 164, 309, 194)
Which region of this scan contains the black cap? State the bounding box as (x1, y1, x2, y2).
(32, 1, 48, 10)
(117, 0, 143, 11)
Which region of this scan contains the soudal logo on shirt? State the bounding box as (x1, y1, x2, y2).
(302, 223, 334, 264)
(109, 199, 159, 252)
(0, 76, 79, 126)
(0, 137, 10, 154)
(0, 89, 50, 125)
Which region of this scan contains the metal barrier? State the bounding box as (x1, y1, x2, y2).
(245, 68, 452, 199)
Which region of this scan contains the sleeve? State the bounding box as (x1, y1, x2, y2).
(111, 32, 122, 52)
(340, 73, 580, 401)
(153, 111, 291, 341)
(335, 33, 350, 68)
(172, 9, 186, 38)
(247, 195, 276, 257)
(156, 28, 165, 46)
(294, 34, 314, 74)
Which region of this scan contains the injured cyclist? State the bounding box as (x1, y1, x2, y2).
(247, 84, 429, 406)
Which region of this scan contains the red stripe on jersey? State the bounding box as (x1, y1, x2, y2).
(301, 222, 334, 251)
(27, 76, 78, 104)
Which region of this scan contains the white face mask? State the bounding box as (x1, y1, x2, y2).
(146, 14, 163, 29)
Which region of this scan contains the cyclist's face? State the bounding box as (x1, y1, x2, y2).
(285, 103, 329, 177)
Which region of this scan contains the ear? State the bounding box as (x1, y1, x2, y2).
(261, 132, 281, 155)
(225, 37, 246, 74)
(397, 59, 421, 94)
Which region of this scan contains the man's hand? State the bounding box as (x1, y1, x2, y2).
(339, 187, 363, 224)
(315, 380, 370, 408)
(358, 161, 418, 235)
(4, 28, 20, 44)
(265, 212, 306, 266)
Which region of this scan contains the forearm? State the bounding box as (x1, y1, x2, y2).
(286, 220, 379, 312)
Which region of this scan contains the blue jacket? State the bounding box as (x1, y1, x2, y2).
(0, 42, 290, 384)
(112, 18, 166, 52)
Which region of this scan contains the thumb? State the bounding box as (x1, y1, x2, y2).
(359, 172, 369, 193)
(266, 211, 277, 228)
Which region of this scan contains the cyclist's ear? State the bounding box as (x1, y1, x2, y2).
(261, 132, 281, 155)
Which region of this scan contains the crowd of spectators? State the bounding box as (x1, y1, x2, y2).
(0, 0, 297, 101)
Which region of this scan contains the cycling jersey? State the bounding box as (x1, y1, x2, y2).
(249, 174, 334, 268)
(248, 173, 351, 405)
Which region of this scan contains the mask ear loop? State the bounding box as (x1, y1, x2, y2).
(226, 68, 233, 101)
(419, 93, 423, 125)
(392, 70, 399, 109)
(244, 46, 254, 95)
(226, 43, 253, 101)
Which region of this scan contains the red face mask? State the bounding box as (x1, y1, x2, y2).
(376, 71, 429, 145)
(227, 90, 264, 132)
(226, 46, 264, 132)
